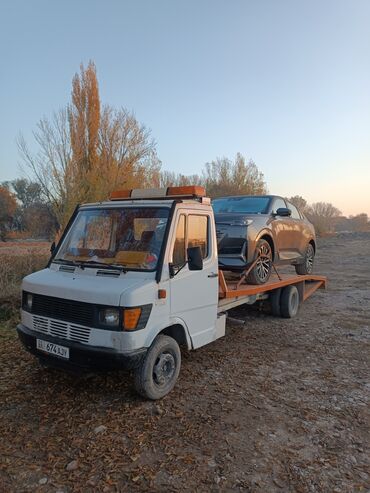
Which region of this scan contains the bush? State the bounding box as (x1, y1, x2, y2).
(0, 252, 49, 301)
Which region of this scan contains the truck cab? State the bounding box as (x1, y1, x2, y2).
(17, 186, 226, 399)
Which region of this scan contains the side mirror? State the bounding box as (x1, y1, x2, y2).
(275, 207, 291, 217)
(187, 246, 203, 271)
(50, 241, 56, 254)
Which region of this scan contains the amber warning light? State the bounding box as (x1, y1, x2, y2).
(110, 186, 206, 201)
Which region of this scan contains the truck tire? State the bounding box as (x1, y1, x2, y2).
(295, 243, 315, 275)
(280, 285, 300, 318)
(134, 335, 181, 400)
(270, 288, 282, 317)
(247, 239, 272, 285)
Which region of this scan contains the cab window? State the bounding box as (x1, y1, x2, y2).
(173, 215, 186, 265)
(188, 215, 208, 258)
(172, 214, 209, 265)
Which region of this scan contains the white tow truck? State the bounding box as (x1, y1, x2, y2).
(17, 186, 326, 399)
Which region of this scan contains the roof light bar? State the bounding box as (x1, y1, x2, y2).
(109, 186, 206, 201)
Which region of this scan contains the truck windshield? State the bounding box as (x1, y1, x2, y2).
(54, 207, 170, 271)
(212, 196, 271, 214)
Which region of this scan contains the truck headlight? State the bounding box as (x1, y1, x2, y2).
(99, 308, 120, 327)
(26, 293, 33, 310)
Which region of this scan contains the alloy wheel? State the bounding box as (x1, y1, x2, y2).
(256, 243, 272, 282)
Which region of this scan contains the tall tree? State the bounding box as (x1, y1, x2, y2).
(18, 61, 160, 228)
(0, 186, 17, 241)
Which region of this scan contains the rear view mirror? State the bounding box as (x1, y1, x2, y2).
(187, 246, 203, 270)
(275, 207, 291, 217)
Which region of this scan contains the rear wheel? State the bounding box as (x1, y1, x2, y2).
(295, 243, 315, 275)
(134, 335, 181, 400)
(247, 239, 272, 285)
(270, 288, 282, 317)
(280, 285, 300, 318)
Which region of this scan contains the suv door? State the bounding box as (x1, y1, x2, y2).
(286, 202, 309, 258)
(169, 210, 219, 349)
(269, 197, 294, 260)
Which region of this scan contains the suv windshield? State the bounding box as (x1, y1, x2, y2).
(212, 196, 271, 214)
(54, 207, 170, 271)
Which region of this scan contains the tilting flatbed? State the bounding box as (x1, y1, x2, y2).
(218, 270, 327, 314)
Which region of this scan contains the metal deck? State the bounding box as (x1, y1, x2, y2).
(217, 269, 327, 312)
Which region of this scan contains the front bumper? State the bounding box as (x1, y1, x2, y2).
(17, 323, 147, 372)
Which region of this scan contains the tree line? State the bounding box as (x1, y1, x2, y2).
(0, 62, 368, 240)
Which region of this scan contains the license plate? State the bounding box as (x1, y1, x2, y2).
(36, 339, 69, 359)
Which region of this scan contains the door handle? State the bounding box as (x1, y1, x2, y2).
(208, 272, 218, 278)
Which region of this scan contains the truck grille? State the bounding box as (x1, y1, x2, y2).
(31, 294, 95, 326)
(32, 315, 91, 344)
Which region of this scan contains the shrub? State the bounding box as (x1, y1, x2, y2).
(0, 252, 49, 301)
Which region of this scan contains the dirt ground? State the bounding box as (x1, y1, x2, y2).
(0, 233, 369, 492)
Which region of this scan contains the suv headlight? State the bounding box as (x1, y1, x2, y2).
(231, 219, 254, 226)
(99, 308, 120, 327)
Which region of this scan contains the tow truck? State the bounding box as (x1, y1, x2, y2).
(17, 186, 326, 399)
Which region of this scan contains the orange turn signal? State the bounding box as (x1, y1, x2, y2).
(158, 289, 167, 299)
(123, 307, 142, 330)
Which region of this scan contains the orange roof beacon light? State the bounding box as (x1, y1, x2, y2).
(166, 186, 206, 198)
(109, 185, 206, 201)
(110, 189, 132, 200)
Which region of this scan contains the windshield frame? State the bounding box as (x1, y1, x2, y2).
(50, 204, 174, 273)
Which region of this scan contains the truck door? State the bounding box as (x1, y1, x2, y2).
(169, 211, 219, 349)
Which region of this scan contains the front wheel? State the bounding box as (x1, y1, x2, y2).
(134, 335, 181, 400)
(295, 243, 315, 275)
(247, 239, 273, 285)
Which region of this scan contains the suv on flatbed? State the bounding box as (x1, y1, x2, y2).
(213, 195, 316, 284)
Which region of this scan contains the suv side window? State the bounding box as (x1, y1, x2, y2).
(272, 198, 286, 213)
(287, 202, 300, 219)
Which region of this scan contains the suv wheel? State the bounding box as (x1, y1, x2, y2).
(247, 239, 272, 285)
(295, 243, 315, 275)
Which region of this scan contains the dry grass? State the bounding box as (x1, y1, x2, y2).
(0, 242, 50, 302)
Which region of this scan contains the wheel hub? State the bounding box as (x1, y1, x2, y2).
(256, 244, 272, 281)
(306, 246, 314, 272)
(153, 353, 176, 386)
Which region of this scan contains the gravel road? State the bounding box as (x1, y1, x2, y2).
(0, 233, 369, 492)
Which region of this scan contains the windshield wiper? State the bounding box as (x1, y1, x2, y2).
(52, 259, 86, 269)
(78, 260, 128, 273)
(52, 259, 128, 272)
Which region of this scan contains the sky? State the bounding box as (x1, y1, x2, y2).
(0, 0, 369, 217)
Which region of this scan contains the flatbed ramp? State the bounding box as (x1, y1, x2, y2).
(217, 270, 327, 313)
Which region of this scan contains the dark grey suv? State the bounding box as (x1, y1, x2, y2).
(213, 195, 316, 284)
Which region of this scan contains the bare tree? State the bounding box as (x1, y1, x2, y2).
(306, 202, 341, 235)
(286, 195, 308, 214)
(18, 61, 159, 228)
(159, 170, 203, 188)
(203, 153, 267, 198)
